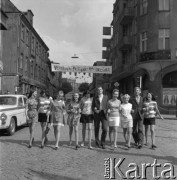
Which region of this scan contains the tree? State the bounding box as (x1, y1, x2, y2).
(78, 83, 89, 93)
(60, 81, 73, 95)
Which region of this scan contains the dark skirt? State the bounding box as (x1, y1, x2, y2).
(80, 114, 93, 123)
(38, 113, 48, 122)
(143, 118, 155, 125)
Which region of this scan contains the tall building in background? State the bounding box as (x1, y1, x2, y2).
(104, 0, 177, 114)
(1, 0, 50, 94)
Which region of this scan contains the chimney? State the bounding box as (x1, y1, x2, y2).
(24, 10, 34, 26)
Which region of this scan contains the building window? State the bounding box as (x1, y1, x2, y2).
(21, 23, 25, 41)
(140, 32, 147, 52)
(26, 29, 29, 45)
(140, 0, 148, 16)
(36, 42, 38, 55)
(159, 0, 170, 11)
(158, 29, 170, 50)
(31, 62, 33, 78)
(39, 45, 41, 57)
(25, 57, 28, 76)
(31, 36, 35, 51)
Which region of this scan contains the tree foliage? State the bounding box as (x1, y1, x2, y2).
(78, 83, 89, 93)
(60, 81, 73, 94)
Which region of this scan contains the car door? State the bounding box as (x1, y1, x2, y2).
(17, 97, 25, 126)
(23, 97, 28, 124)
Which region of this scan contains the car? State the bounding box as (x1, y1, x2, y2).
(0, 94, 28, 135)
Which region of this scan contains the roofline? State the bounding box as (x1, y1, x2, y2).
(5, 0, 49, 51)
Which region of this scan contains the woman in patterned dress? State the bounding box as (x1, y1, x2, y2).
(50, 90, 66, 150)
(38, 90, 51, 148)
(143, 92, 164, 149)
(107, 89, 121, 148)
(67, 92, 81, 150)
(26, 89, 38, 148)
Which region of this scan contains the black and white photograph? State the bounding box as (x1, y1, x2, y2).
(0, 0, 177, 179)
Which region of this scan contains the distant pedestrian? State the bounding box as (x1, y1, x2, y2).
(107, 89, 121, 148)
(67, 92, 81, 150)
(80, 90, 94, 149)
(92, 86, 108, 149)
(26, 89, 38, 148)
(38, 90, 51, 148)
(142, 92, 164, 149)
(120, 94, 133, 149)
(129, 87, 144, 149)
(50, 90, 66, 150)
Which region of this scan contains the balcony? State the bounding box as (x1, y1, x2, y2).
(119, 36, 133, 50)
(102, 38, 111, 48)
(102, 50, 110, 59)
(120, 8, 134, 25)
(139, 50, 171, 62)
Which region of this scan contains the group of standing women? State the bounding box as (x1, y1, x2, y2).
(26, 86, 164, 150)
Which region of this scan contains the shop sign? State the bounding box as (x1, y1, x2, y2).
(51, 64, 112, 74)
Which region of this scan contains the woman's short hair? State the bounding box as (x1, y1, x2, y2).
(122, 94, 130, 99)
(112, 89, 119, 94)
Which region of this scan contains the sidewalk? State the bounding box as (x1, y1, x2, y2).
(157, 114, 177, 120)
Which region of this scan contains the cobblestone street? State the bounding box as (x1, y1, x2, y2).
(0, 119, 177, 180)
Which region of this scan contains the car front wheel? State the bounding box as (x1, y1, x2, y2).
(7, 117, 16, 135)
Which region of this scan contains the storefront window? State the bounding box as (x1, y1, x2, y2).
(162, 71, 177, 106)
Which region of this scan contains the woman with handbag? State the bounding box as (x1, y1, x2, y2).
(26, 89, 38, 148)
(50, 90, 66, 150)
(67, 92, 81, 150)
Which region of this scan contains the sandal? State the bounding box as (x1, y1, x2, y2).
(54, 146, 59, 150)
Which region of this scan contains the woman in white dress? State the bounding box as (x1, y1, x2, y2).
(120, 94, 133, 149)
(107, 89, 121, 148)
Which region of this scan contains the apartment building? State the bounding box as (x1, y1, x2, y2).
(105, 0, 177, 114)
(1, 0, 49, 94)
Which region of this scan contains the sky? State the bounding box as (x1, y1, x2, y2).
(11, 0, 115, 82)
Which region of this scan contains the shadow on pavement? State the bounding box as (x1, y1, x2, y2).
(29, 169, 80, 180)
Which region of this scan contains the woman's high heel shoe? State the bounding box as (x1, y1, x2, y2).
(76, 145, 80, 150)
(152, 144, 157, 149)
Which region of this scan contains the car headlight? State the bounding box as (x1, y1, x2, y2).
(0, 113, 7, 124)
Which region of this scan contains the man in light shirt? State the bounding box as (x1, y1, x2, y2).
(92, 86, 108, 149)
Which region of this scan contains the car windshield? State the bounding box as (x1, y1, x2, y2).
(0, 97, 17, 105)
